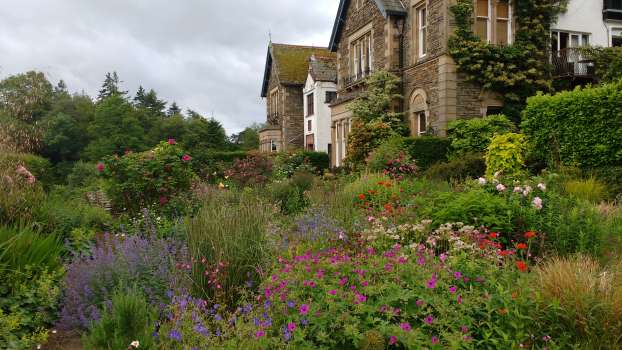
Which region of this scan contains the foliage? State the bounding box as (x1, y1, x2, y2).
(273, 151, 330, 179)
(99, 140, 196, 217)
(424, 153, 486, 182)
(270, 171, 315, 215)
(346, 71, 407, 166)
(0, 268, 63, 350)
(159, 236, 554, 349)
(535, 256, 622, 348)
(564, 178, 608, 203)
(82, 289, 158, 350)
(182, 116, 230, 154)
(584, 47, 622, 83)
(521, 80, 622, 168)
(66, 161, 100, 188)
(0, 226, 63, 273)
(0, 158, 46, 226)
(224, 152, 273, 188)
(447, 115, 515, 157)
(591, 166, 622, 200)
(0, 71, 53, 123)
(403, 136, 451, 170)
(448, 0, 568, 120)
(366, 136, 407, 172)
(485, 133, 526, 178)
(186, 191, 273, 304)
(0, 152, 53, 185)
(191, 150, 248, 180)
(58, 233, 185, 331)
(230, 125, 261, 150)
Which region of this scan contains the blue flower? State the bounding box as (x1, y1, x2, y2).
(168, 329, 182, 342)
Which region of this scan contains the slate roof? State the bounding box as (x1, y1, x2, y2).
(329, 0, 407, 51)
(309, 54, 337, 83)
(261, 43, 332, 97)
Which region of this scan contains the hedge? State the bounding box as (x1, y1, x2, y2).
(191, 150, 249, 177)
(447, 115, 515, 157)
(403, 137, 451, 170)
(521, 80, 622, 168)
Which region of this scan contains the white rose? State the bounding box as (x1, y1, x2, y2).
(496, 184, 507, 192)
(478, 177, 487, 185)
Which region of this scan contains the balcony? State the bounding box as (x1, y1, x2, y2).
(604, 0, 622, 21)
(551, 48, 596, 79)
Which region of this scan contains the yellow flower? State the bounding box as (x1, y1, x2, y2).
(218, 182, 225, 189)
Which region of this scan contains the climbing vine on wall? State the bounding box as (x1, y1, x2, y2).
(448, 0, 568, 121)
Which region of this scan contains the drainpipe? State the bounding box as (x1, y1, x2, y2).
(396, 17, 406, 120)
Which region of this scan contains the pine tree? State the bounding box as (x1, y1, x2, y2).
(54, 80, 68, 95)
(167, 102, 181, 117)
(134, 86, 146, 106)
(97, 72, 127, 101)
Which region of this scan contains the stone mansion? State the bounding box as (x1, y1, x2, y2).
(259, 0, 622, 167)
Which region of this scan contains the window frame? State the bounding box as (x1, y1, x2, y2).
(417, 112, 427, 136)
(475, 0, 492, 43)
(307, 119, 312, 132)
(350, 31, 373, 79)
(417, 5, 428, 58)
(306, 93, 314, 116)
(495, 0, 512, 45)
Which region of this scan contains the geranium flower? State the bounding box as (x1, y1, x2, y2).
(515, 261, 528, 272)
(328, 290, 337, 295)
(424, 315, 434, 325)
(159, 196, 168, 205)
(416, 299, 424, 307)
(426, 274, 437, 289)
(461, 325, 469, 334)
(287, 322, 296, 332)
(168, 138, 176, 145)
(255, 330, 265, 338)
(299, 304, 310, 315)
(449, 285, 457, 294)
(389, 335, 398, 345)
(400, 322, 412, 332)
(96, 163, 105, 172)
(182, 154, 192, 162)
(454, 271, 462, 279)
(431, 336, 439, 344)
(516, 243, 528, 250)
(358, 194, 366, 200)
(457, 294, 462, 304)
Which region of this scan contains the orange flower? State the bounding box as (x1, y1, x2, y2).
(498, 308, 508, 315)
(515, 261, 528, 272)
(384, 203, 394, 211)
(524, 231, 537, 239)
(516, 243, 528, 250)
(358, 194, 366, 200)
(368, 190, 376, 195)
(488, 232, 499, 239)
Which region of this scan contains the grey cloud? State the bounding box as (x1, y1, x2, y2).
(0, 0, 339, 132)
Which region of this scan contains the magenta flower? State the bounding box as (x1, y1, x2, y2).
(389, 335, 398, 345)
(167, 138, 176, 145)
(424, 315, 434, 325)
(287, 322, 296, 332)
(454, 271, 462, 279)
(328, 289, 337, 295)
(299, 304, 310, 315)
(449, 285, 457, 294)
(416, 299, 424, 307)
(439, 253, 448, 263)
(431, 336, 439, 344)
(457, 294, 463, 304)
(255, 330, 265, 338)
(426, 274, 437, 289)
(355, 293, 367, 303)
(400, 322, 412, 332)
(461, 325, 469, 334)
(182, 154, 192, 162)
(96, 163, 105, 172)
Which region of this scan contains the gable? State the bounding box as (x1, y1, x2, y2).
(329, 0, 406, 51)
(261, 44, 332, 97)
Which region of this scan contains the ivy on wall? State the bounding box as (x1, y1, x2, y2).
(448, 0, 568, 121)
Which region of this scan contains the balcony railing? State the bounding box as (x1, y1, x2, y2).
(604, 0, 622, 20)
(551, 48, 596, 79)
(341, 69, 372, 88)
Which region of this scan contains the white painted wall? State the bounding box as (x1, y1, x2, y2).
(303, 73, 336, 154)
(553, 0, 609, 47)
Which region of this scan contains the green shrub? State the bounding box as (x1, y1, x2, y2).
(366, 136, 407, 172)
(591, 166, 622, 200)
(426, 189, 513, 233)
(224, 152, 273, 188)
(0, 152, 53, 186)
(424, 153, 486, 181)
(485, 133, 526, 177)
(82, 289, 157, 350)
(187, 192, 273, 304)
(100, 140, 196, 217)
(191, 150, 248, 180)
(522, 80, 622, 168)
(272, 151, 329, 179)
(0, 173, 46, 226)
(66, 161, 100, 188)
(403, 136, 451, 170)
(584, 47, 622, 83)
(564, 178, 608, 203)
(447, 115, 515, 157)
(270, 171, 314, 215)
(0, 268, 63, 350)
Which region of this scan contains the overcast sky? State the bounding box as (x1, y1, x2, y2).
(0, 0, 339, 133)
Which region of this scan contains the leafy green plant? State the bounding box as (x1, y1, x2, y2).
(0, 226, 63, 273)
(447, 115, 515, 157)
(366, 136, 408, 172)
(186, 191, 273, 304)
(522, 80, 622, 168)
(403, 136, 451, 170)
(270, 171, 314, 215)
(100, 140, 196, 217)
(224, 152, 273, 188)
(584, 47, 622, 83)
(424, 152, 485, 181)
(485, 133, 527, 178)
(272, 151, 329, 179)
(82, 289, 157, 350)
